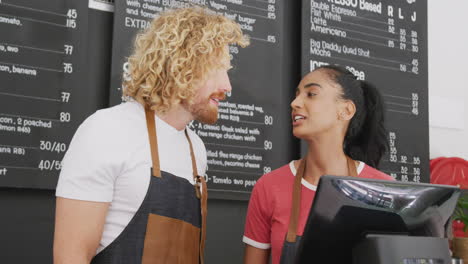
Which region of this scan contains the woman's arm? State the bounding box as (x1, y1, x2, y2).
(244, 244, 270, 264)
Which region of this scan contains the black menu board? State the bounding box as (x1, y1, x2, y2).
(109, 0, 297, 200)
(302, 0, 428, 182)
(0, 0, 90, 189)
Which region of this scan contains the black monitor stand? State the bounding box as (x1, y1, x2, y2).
(352, 234, 451, 264)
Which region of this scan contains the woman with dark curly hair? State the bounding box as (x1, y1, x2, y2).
(243, 65, 394, 264)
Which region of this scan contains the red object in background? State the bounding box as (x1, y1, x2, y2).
(453, 220, 467, 238)
(430, 157, 468, 237)
(430, 157, 446, 171)
(430, 157, 468, 188)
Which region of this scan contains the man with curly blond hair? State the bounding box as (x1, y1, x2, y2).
(54, 7, 248, 264)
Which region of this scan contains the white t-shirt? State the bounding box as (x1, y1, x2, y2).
(56, 101, 207, 253)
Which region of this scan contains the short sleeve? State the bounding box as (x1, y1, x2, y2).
(243, 178, 272, 249)
(55, 112, 124, 202)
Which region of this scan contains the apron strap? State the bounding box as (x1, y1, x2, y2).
(285, 156, 357, 243)
(144, 106, 161, 177)
(184, 130, 202, 198)
(144, 106, 207, 262)
(346, 156, 358, 177)
(184, 130, 199, 182)
(199, 176, 208, 263)
(184, 129, 207, 263)
(286, 158, 306, 243)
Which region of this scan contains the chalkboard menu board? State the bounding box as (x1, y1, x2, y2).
(302, 0, 429, 182)
(0, 0, 429, 196)
(109, 1, 297, 200)
(0, 0, 90, 189)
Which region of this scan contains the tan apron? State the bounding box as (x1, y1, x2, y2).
(91, 106, 207, 264)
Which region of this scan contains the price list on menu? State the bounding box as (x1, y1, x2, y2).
(110, 0, 296, 199)
(302, 0, 428, 182)
(0, 0, 88, 189)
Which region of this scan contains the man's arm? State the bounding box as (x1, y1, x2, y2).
(243, 244, 270, 264)
(54, 197, 110, 264)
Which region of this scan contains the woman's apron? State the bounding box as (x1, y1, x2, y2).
(91, 107, 207, 264)
(279, 157, 357, 264)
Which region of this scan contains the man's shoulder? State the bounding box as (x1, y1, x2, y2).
(84, 102, 144, 133)
(68, 102, 146, 151)
(93, 101, 143, 123)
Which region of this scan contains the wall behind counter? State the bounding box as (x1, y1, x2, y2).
(428, 0, 468, 160)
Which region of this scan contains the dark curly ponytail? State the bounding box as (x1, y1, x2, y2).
(317, 65, 388, 168)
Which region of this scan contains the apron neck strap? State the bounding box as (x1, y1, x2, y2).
(144, 106, 198, 182)
(286, 157, 306, 242)
(346, 156, 358, 177)
(145, 106, 161, 177)
(184, 129, 199, 181)
(285, 156, 357, 242)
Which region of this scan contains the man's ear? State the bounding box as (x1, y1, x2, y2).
(339, 100, 356, 121)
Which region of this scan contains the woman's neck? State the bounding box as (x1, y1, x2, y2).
(301, 134, 350, 185)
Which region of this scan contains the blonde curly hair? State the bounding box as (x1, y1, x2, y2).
(123, 7, 249, 113)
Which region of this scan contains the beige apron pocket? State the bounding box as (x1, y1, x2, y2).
(142, 213, 200, 264)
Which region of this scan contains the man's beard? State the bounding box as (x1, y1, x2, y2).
(187, 92, 225, 124)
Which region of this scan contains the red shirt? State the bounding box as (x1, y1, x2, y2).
(243, 161, 394, 264)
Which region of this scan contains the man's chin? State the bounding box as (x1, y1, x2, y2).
(194, 108, 219, 124)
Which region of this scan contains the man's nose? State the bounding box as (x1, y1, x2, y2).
(221, 71, 232, 93)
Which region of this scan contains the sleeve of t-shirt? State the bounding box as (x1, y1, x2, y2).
(55, 111, 123, 202)
(243, 177, 272, 249)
